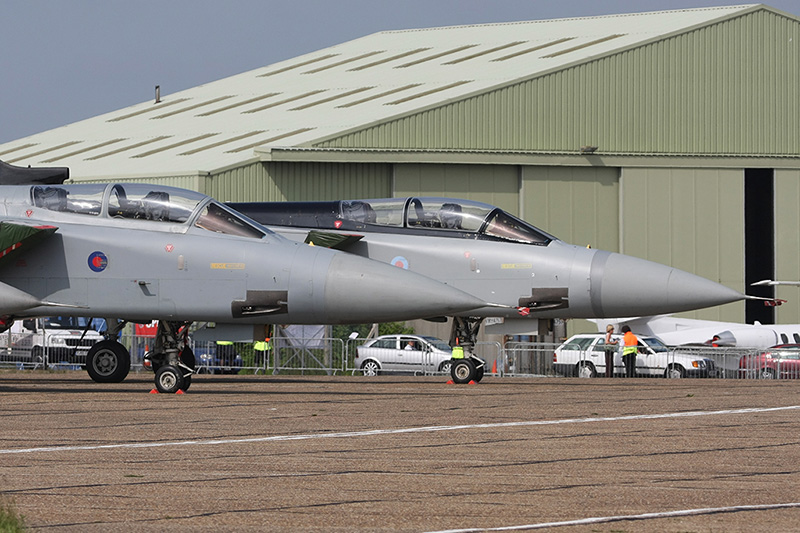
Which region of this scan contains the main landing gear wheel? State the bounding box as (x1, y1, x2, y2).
(178, 346, 195, 391)
(451, 358, 477, 384)
(155, 365, 185, 394)
(86, 340, 130, 383)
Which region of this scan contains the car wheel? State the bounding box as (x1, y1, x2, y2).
(759, 368, 776, 379)
(665, 365, 685, 379)
(576, 361, 596, 378)
(438, 361, 452, 374)
(361, 360, 380, 376)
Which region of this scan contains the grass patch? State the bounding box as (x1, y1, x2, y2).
(0, 497, 26, 532)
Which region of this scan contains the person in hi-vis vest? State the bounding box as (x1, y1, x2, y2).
(621, 325, 638, 378)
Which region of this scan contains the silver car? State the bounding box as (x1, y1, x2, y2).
(355, 334, 452, 376)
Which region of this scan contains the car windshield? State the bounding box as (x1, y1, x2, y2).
(772, 349, 800, 360)
(41, 316, 101, 330)
(643, 337, 670, 353)
(421, 336, 451, 351)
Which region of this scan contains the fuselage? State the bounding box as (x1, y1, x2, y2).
(231, 197, 746, 320)
(0, 185, 487, 325)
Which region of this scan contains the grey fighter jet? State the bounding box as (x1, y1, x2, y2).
(0, 183, 491, 392)
(230, 197, 751, 383)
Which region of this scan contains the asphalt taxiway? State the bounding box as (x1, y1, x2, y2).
(1, 371, 799, 532)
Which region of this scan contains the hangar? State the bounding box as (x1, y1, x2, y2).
(1, 4, 799, 338)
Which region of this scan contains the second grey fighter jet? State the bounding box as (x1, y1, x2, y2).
(231, 196, 750, 383)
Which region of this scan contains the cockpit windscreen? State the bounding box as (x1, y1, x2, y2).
(339, 197, 553, 245)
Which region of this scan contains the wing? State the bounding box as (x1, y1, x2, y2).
(0, 222, 72, 321)
(0, 222, 58, 267)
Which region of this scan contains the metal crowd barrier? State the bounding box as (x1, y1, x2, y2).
(4, 331, 799, 381)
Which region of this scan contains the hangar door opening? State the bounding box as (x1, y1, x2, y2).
(745, 168, 774, 325)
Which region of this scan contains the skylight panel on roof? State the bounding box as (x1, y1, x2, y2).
(493, 38, 576, 61)
(347, 48, 432, 71)
(86, 136, 171, 160)
(132, 134, 219, 158)
(290, 87, 375, 110)
(386, 81, 472, 105)
(258, 54, 340, 77)
(7, 141, 82, 164)
(542, 34, 626, 57)
(444, 42, 527, 64)
(242, 90, 327, 114)
(152, 96, 236, 119)
(179, 131, 266, 156)
(107, 99, 191, 122)
(303, 51, 385, 74)
(336, 84, 422, 108)
(395, 45, 479, 68)
(225, 128, 316, 153)
(41, 139, 126, 163)
(197, 93, 282, 117)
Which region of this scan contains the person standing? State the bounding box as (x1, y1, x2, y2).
(621, 325, 638, 378)
(604, 324, 618, 377)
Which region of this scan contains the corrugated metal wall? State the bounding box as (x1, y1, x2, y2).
(522, 166, 619, 252)
(314, 9, 800, 156)
(207, 162, 392, 202)
(393, 164, 519, 214)
(775, 169, 800, 323)
(621, 167, 744, 322)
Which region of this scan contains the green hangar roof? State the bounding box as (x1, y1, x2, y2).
(1, 4, 797, 180)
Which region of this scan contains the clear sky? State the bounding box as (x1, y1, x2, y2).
(1, 0, 796, 145)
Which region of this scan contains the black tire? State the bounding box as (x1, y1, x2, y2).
(451, 359, 476, 384)
(360, 360, 380, 376)
(576, 361, 597, 378)
(86, 341, 130, 383)
(155, 365, 185, 394)
(179, 346, 195, 391)
(474, 364, 485, 382)
(759, 367, 776, 380)
(438, 360, 453, 374)
(31, 346, 44, 367)
(664, 364, 685, 379)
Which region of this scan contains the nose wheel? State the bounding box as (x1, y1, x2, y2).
(450, 356, 485, 384)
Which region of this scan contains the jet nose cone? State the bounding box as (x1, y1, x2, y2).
(323, 253, 486, 323)
(590, 251, 744, 317)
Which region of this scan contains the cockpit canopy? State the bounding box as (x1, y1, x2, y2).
(29, 183, 268, 239)
(230, 197, 555, 246)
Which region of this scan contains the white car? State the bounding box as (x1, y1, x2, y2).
(553, 333, 718, 378)
(355, 334, 452, 376)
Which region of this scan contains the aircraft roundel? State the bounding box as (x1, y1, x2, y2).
(390, 256, 409, 269)
(88, 251, 108, 273)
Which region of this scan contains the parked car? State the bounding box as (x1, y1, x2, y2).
(553, 333, 718, 378)
(355, 334, 452, 376)
(738, 345, 800, 379)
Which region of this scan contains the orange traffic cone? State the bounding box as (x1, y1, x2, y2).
(492, 359, 497, 374)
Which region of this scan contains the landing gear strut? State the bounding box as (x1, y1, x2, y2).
(85, 319, 195, 392)
(143, 321, 195, 393)
(448, 316, 486, 383)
